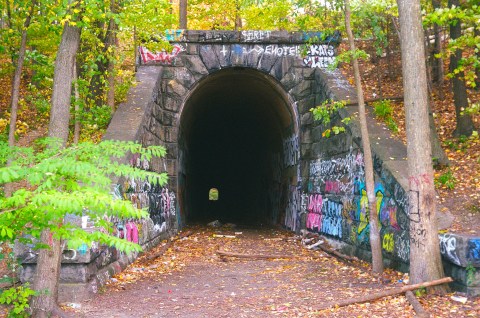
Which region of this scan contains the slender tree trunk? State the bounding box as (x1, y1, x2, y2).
(106, 0, 118, 111)
(345, 0, 383, 275)
(234, 0, 242, 30)
(475, 27, 480, 89)
(179, 0, 187, 29)
(73, 63, 80, 144)
(4, 0, 36, 198)
(30, 21, 82, 318)
(89, 2, 118, 108)
(431, 0, 444, 90)
(8, 0, 36, 146)
(396, 0, 447, 293)
(448, 0, 474, 137)
(424, 32, 450, 167)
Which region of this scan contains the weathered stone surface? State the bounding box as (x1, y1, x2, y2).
(301, 112, 313, 126)
(214, 44, 232, 68)
(289, 80, 313, 99)
(181, 55, 208, 76)
(199, 45, 220, 72)
(230, 44, 247, 66)
(172, 68, 196, 89)
(163, 96, 181, 112)
(166, 79, 187, 98)
(280, 72, 297, 91)
(160, 110, 177, 126)
(270, 58, 291, 81)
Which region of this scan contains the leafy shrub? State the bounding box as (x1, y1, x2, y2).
(434, 169, 457, 190)
(372, 99, 398, 133)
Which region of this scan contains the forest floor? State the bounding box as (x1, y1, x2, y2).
(67, 226, 479, 317)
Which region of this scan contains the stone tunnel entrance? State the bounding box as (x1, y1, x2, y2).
(178, 68, 298, 226)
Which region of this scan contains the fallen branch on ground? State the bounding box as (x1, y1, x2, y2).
(144, 230, 192, 262)
(314, 236, 358, 262)
(316, 277, 453, 311)
(405, 290, 430, 318)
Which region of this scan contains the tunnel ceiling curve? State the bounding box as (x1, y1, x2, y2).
(178, 68, 297, 225)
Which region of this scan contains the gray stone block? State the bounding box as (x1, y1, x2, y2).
(199, 45, 220, 72)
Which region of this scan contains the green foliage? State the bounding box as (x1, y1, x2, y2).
(0, 139, 167, 254)
(424, 0, 480, 88)
(330, 48, 369, 69)
(0, 284, 37, 317)
(372, 99, 398, 133)
(350, 0, 397, 56)
(434, 169, 457, 190)
(310, 100, 349, 138)
(414, 287, 427, 297)
(443, 131, 479, 152)
(466, 262, 476, 286)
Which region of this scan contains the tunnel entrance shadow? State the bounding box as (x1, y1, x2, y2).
(178, 68, 297, 228)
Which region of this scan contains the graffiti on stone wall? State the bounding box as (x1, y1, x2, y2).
(139, 45, 185, 65)
(110, 155, 177, 243)
(307, 150, 410, 261)
(306, 194, 323, 231)
(285, 186, 301, 231)
(218, 43, 335, 68)
(439, 234, 461, 265)
(321, 200, 343, 238)
(241, 30, 271, 42)
(165, 29, 186, 41)
(309, 150, 364, 194)
(283, 134, 299, 167)
(468, 239, 480, 262)
(303, 44, 335, 68)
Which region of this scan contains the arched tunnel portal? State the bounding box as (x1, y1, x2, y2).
(178, 68, 298, 226)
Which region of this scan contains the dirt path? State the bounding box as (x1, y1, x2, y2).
(70, 226, 478, 317)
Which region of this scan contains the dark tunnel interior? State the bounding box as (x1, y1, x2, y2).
(178, 69, 295, 226)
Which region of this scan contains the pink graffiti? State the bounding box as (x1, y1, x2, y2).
(125, 221, 139, 244)
(139, 45, 184, 64)
(306, 213, 322, 231)
(325, 180, 340, 194)
(380, 205, 400, 230)
(308, 194, 323, 214)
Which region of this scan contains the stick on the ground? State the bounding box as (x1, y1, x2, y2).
(314, 237, 357, 262)
(405, 290, 430, 318)
(316, 277, 453, 311)
(216, 250, 296, 260)
(145, 230, 192, 262)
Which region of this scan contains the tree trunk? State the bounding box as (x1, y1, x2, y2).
(428, 102, 450, 167)
(396, 0, 447, 293)
(106, 0, 118, 111)
(424, 32, 450, 167)
(30, 21, 82, 317)
(73, 63, 80, 144)
(89, 5, 118, 108)
(448, 0, 474, 137)
(4, 0, 36, 198)
(8, 0, 36, 146)
(234, 0, 242, 30)
(475, 27, 480, 89)
(179, 0, 187, 29)
(431, 0, 444, 89)
(345, 0, 383, 275)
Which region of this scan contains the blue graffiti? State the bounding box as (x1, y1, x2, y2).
(467, 239, 480, 261)
(321, 200, 343, 238)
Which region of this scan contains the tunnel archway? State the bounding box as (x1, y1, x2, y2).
(178, 68, 298, 226)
